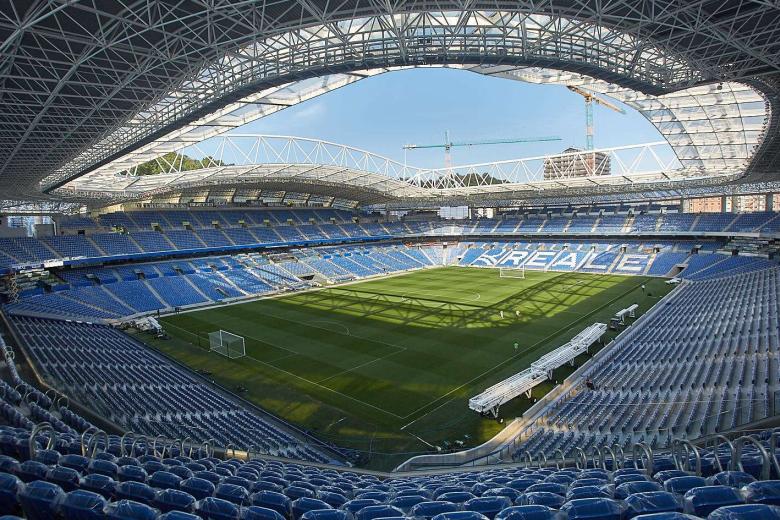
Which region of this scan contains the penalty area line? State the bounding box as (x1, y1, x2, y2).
(316, 346, 408, 384)
(243, 354, 405, 420)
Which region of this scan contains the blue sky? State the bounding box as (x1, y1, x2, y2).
(227, 68, 667, 170)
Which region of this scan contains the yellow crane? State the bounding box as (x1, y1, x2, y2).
(566, 86, 625, 150)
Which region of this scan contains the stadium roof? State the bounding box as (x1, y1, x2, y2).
(2, 1, 780, 205)
(59, 135, 737, 206)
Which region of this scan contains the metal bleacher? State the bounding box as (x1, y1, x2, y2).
(469, 323, 607, 417)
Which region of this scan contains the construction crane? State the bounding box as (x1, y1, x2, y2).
(402, 132, 562, 169)
(566, 86, 626, 150)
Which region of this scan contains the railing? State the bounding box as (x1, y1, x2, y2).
(511, 427, 780, 481)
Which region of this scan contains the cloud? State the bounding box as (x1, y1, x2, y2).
(291, 101, 326, 122)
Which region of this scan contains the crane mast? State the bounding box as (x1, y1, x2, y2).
(566, 86, 626, 151)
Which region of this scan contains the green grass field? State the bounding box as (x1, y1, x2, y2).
(139, 266, 672, 469)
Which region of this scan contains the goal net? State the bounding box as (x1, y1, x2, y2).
(499, 266, 525, 279)
(208, 330, 246, 359)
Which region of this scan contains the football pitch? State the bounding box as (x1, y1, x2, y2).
(142, 266, 672, 469)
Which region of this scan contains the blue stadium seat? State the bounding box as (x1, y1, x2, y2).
(105, 499, 160, 520)
(435, 492, 475, 505)
(46, 466, 81, 492)
(655, 471, 691, 485)
(408, 500, 459, 520)
(115, 481, 157, 505)
(742, 481, 780, 506)
(195, 471, 223, 487)
(624, 491, 683, 518)
(18, 480, 66, 520)
(706, 472, 756, 488)
(707, 504, 780, 519)
(241, 506, 287, 520)
(341, 498, 381, 515)
(517, 492, 565, 509)
(431, 512, 490, 520)
(292, 497, 332, 519)
(0, 472, 22, 516)
(159, 512, 201, 520)
(250, 491, 293, 517)
(391, 495, 429, 512)
(87, 458, 119, 479)
(631, 514, 701, 519)
(33, 448, 61, 466)
(463, 497, 512, 519)
(560, 497, 625, 520)
(524, 483, 566, 496)
(59, 454, 90, 473)
(58, 489, 107, 520)
(616, 482, 664, 500)
(253, 482, 284, 494)
(482, 488, 520, 501)
(355, 505, 405, 520)
(118, 465, 149, 483)
(683, 485, 744, 517)
(216, 483, 251, 506)
(154, 488, 198, 514)
(566, 485, 612, 501)
(14, 460, 48, 483)
(664, 477, 707, 495)
(494, 505, 563, 520)
(615, 474, 652, 487)
(571, 478, 608, 488)
(300, 510, 349, 520)
(196, 496, 242, 520)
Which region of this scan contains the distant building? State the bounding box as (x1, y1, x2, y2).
(733, 194, 764, 213)
(543, 147, 611, 180)
(687, 197, 723, 213)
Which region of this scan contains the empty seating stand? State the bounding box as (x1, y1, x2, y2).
(7, 316, 337, 465)
(0, 421, 776, 519)
(513, 267, 780, 459)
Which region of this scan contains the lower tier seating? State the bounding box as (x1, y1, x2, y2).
(0, 422, 777, 519)
(6, 317, 338, 466)
(513, 268, 780, 459)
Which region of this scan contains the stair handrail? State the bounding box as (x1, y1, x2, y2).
(612, 444, 625, 470)
(120, 431, 134, 457)
(152, 434, 167, 458)
(130, 434, 147, 458)
(85, 429, 108, 458)
(708, 434, 735, 473)
(535, 450, 547, 468)
(29, 422, 55, 461)
(574, 447, 588, 469)
(735, 435, 772, 481)
(80, 426, 99, 457)
(554, 448, 566, 469)
(672, 438, 702, 475)
(599, 445, 616, 471)
(632, 442, 654, 476)
(181, 437, 193, 458)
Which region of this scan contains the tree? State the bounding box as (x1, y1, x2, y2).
(131, 152, 230, 175)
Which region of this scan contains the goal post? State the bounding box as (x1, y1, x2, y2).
(499, 265, 525, 279)
(208, 330, 246, 359)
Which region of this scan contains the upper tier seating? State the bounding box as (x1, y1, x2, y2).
(3, 209, 780, 271)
